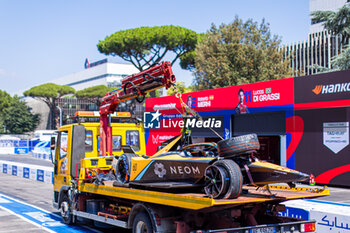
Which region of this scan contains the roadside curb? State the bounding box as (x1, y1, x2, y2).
(280, 199, 350, 232)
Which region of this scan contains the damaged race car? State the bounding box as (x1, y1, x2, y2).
(113, 133, 310, 199)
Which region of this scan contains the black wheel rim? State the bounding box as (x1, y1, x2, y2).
(117, 156, 130, 183)
(204, 165, 227, 198)
(61, 201, 70, 221)
(135, 221, 148, 233)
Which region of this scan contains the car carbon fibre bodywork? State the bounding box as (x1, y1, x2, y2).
(114, 134, 309, 199)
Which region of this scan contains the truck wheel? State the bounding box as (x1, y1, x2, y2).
(60, 194, 74, 225)
(204, 164, 228, 199)
(217, 134, 260, 157)
(214, 160, 243, 199)
(116, 154, 133, 184)
(132, 212, 154, 233)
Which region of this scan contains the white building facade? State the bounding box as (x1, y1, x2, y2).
(281, 0, 350, 76)
(51, 59, 139, 90)
(27, 59, 141, 130)
(310, 0, 348, 33)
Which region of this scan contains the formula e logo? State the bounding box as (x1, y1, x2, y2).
(144, 110, 161, 129)
(154, 163, 166, 178)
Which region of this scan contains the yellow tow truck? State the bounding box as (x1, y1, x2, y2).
(51, 62, 329, 233)
(52, 110, 146, 198)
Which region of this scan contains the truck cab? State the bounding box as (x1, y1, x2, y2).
(51, 111, 145, 207)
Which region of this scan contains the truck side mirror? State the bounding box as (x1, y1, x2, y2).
(50, 136, 56, 164)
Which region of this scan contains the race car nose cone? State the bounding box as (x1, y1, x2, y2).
(296, 171, 310, 182)
(280, 170, 310, 184)
(247, 160, 313, 185)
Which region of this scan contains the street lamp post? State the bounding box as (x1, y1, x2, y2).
(57, 106, 62, 128)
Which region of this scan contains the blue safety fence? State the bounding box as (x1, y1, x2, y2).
(0, 139, 40, 152)
(0, 161, 53, 184)
(0, 139, 51, 160)
(30, 141, 51, 160)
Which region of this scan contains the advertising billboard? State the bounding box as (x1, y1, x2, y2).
(145, 70, 350, 186)
(293, 70, 350, 186)
(145, 78, 294, 156)
(295, 69, 350, 107)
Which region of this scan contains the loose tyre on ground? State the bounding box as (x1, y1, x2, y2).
(217, 134, 260, 157)
(132, 212, 154, 233)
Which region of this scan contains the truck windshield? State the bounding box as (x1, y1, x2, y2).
(126, 131, 140, 151)
(112, 135, 122, 151)
(85, 130, 93, 152)
(60, 132, 68, 159)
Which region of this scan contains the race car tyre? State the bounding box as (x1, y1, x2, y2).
(204, 164, 228, 199)
(60, 194, 75, 225)
(116, 153, 133, 184)
(217, 134, 260, 157)
(214, 160, 243, 199)
(133, 212, 154, 233)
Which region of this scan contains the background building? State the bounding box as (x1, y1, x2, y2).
(26, 59, 143, 129)
(281, 0, 349, 76)
(310, 0, 349, 33)
(51, 58, 138, 90)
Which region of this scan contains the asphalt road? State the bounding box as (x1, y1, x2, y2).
(0, 173, 130, 233)
(0, 173, 56, 233)
(0, 173, 55, 212)
(0, 154, 131, 232)
(317, 185, 350, 204)
(0, 206, 48, 233)
(0, 154, 52, 167)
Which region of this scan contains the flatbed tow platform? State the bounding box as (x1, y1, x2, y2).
(79, 182, 329, 210)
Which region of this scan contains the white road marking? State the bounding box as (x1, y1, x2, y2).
(0, 197, 12, 203)
(0, 206, 55, 233)
(0, 193, 103, 233)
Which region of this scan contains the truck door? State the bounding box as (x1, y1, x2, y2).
(54, 129, 70, 189)
(70, 125, 85, 179)
(53, 125, 86, 192)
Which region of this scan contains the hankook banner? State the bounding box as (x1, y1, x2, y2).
(294, 69, 350, 104)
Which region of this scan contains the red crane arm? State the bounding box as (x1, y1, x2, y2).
(99, 61, 176, 156)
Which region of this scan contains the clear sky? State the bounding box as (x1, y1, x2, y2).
(0, 0, 310, 95)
